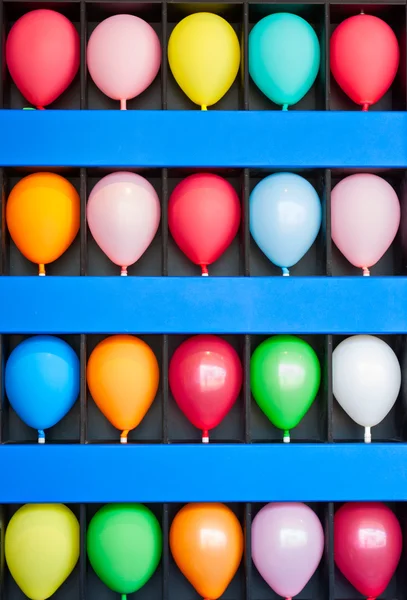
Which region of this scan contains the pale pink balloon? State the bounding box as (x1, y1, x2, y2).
(87, 172, 161, 275)
(87, 15, 161, 109)
(252, 503, 324, 599)
(332, 174, 400, 275)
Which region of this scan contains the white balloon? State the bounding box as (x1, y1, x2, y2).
(333, 335, 401, 443)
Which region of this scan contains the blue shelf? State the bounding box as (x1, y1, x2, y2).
(1, 276, 407, 334)
(1, 443, 406, 503)
(2, 110, 407, 167)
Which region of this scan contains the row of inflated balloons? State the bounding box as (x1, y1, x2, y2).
(5, 333, 401, 444)
(6, 8, 400, 110)
(7, 171, 401, 277)
(5, 501, 402, 600)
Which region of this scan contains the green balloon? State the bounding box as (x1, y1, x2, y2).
(251, 335, 320, 441)
(87, 504, 162, 599)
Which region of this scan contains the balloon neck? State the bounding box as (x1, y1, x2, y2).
(120, 430, 129, 444)
(36, 106, 45, 110)
(120, 266, 128, 276)
(121, 595, 127, 600)
(201, 105, 208, 111)
(283, 430, 290, 443)
(364, 426, 372, 444)
(120, 99, 127, 110)
(202, 429, 209, 443)
(201, 264, 209, 276)
(39, 264, 46, 276)
(38, 430, 45, 444)
(362, 103, 369, 111)
(282, 267, 290, 276)
(362, 267, 370, 276)
(282, 104, 289, 111)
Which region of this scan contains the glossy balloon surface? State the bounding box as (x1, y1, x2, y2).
(250, 172, 321, 272)
(331, 174, 400, 274)
(169, 335, 242, 436)
(5, 336, 80, 437)
(87, 504, 162, 595)
(6, 172, 80, 273)
(87, 15, 161, 105)
(6, 9, 80, 107)
(330, 15, 399, 108)
(250, 335, 321, 437)
(87, 335, 159, 441)
(252, 502, 324, 598)
(168, 12, 240, 108)
(168, 173, 241, 275)
(170, 503, 243, 600)
(249, 13, 320, 108)
(87, 172, 161, 273)
(6, 504, 79, 600)
(333, 335, 401, 429)
(334, 502, 402, 597)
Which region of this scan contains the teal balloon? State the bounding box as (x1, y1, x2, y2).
(249, 13, 320, 108)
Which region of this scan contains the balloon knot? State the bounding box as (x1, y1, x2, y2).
(39, 264, 46, 276)
(120, 430, 129, 444)
(362, 267, 370, 276)
(36, 106, 45, 110)
(282, 104, 289, 111)
(120, 266, 128, 276)
(201, 105, 208, 111)
(282, 267, 290, 276)
(201, 265, 209, 276)
(362, 103, 369, 111)
(38, 430, 45, 444)
(283, 430, 290, 443)
(202, 429, 209, 443)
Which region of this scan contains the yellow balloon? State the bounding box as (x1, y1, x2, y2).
(5, 504, 79, 600)
(168, 12, 240, 109)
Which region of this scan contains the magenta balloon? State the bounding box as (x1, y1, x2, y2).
(87, 15, 161, 106)
(332, 174, 400, 275)
(252, 503, 324, 598)
(87, 172, 161, 273)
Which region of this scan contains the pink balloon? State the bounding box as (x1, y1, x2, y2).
(252, 503, 324, 599)
(87, 15, 161, 109)
(87, 172, 161, 275)
(6, 9, 80, 108)
(332, 174, 400, 275)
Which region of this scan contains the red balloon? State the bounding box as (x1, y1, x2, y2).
(169, 335, 243, 442)
(6, 9, 80, 108)
(334, 502, 402, 598)
(168, 173, 241, 276)
(330, 15, 399, 110)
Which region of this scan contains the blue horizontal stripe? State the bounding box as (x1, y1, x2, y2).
(1, 443, 406, 503)
(1, 276, 406, 334)
(1, 110, 407, 167)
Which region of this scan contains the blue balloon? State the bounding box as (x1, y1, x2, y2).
(250, 173, 322, 275)
(5, 336, 79, 442)
(249, 13, 320, 108)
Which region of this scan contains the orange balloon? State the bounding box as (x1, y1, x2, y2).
(170, 503, 243, 600)
(6, 172, 80, 275)
(87, 335, 159, 443)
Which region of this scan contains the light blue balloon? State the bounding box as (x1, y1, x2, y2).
(5, 335, 79, 442)
(250, 173, 322, 274)
(249, 13, 320, 108)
